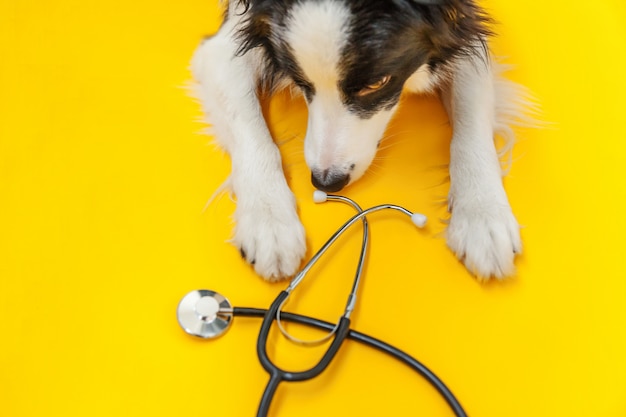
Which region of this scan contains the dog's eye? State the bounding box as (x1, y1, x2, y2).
(356, 75, 391, 97)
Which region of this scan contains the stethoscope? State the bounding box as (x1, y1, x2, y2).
(177, 191, 468, 417)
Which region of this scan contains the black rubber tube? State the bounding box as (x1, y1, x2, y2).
(256, 371, 281, 417)
(234, 307, 468, 417)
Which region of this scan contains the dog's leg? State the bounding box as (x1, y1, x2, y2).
(192, 19, 306, 281)
(441, 49, 521, 279)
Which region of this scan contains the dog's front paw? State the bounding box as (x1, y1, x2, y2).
(446, 201, 521, 280)
(232, 195, 306, 281)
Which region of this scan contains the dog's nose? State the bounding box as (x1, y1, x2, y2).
(311, 169, 350, 193)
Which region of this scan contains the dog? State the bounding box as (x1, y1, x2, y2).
(191, 0, 527, 281)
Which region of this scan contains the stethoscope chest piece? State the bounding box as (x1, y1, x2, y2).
(177, 290, 233, 338)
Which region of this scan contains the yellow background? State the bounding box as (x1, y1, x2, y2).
(1, 1, 625, 416)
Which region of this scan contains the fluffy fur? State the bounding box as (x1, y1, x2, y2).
(192, 0, 528, 280)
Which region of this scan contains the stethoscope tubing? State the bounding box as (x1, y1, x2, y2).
(234, 306, 468, 417)
(257, 291, 351, 382)
(177, 193, 466, 416)
(251, 195, 453, 417)
(256, 291, 352, 417)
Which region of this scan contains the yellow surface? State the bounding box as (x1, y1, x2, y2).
(1, 1, 626, 416)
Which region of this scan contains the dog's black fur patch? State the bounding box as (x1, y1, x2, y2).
(231, 0, 493, 116)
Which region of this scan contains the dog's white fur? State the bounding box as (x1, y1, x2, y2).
(192, 0, 524, 280)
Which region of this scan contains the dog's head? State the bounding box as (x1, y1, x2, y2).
(236, 0, 490, 192)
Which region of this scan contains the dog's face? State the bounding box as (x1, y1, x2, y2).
(278, 0, 434, 192)
(236, 0, 487, 192)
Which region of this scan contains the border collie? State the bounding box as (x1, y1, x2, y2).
(192, 0, 527, 281)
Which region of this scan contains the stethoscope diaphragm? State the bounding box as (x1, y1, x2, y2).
(177, 289, 233, 338)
